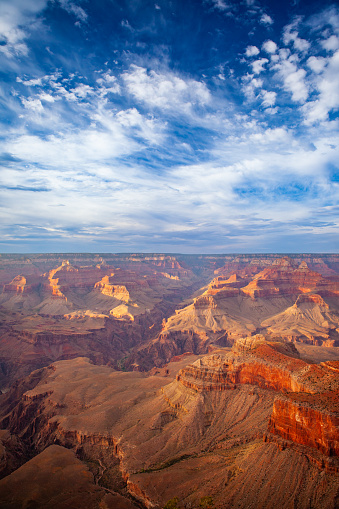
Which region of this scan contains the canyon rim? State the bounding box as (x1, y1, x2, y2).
(1, 0, 339, 506)
(0, 253, 338, 508)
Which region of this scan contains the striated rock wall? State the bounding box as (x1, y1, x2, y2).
(176, 336, 339, 465)
(95, 280, 131, 302)
(176, 354, 309, 394)
(268, 397, 339, 457)
(3, 275, 40, 295)
(1, 346, 339, 508)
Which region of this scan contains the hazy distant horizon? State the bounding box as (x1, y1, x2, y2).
(1, 251, 338, 256)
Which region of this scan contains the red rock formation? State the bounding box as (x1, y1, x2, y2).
(178, 335, 339, 393)
(95, 277, 131, 301)
(241, 258, 324, 299)
(268, 395, 339, 458)
(207, 273, 247, 295)
(3, 275, 40, 294)
(193, 295, 218, 309)
(176, 336, 310, 393)
(175, 335, 339, 472)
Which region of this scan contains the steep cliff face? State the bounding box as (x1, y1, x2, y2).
(176, 336, 320, 394)
(137, 257, 339, 368)
(268, 396, 339, 458)
(3, 275, 40, 295)
(1, 345, 339, 509)
(95, 278, 132, 301)
(176, 336, 339, 475)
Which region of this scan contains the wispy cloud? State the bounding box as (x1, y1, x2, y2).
(0, 1, 338, 252)
(57, 0, 88, 23)
(0, 0, 48, 58)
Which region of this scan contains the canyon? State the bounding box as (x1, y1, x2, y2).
(0, 253, 338, 508)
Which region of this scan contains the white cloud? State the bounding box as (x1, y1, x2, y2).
(209, 0, 231, 11)
(261, 90, 277, 108)
(278, 48, 291, 60)
(57, 0, 88, 23)
(96, 72, 121, 95)
(321, 35, 339, 51)
(16, 77, 42, 86)
(98, 72, 118, 84)
(38, 92, 59, 102)
(283, 24, 310, 53)
(21, 97, 44, 112)
(251, 58, 269, 74)
(273, 57, 308, 103)
(262, 40, 277, 54)
(302, 50, 339, 124)
(284, 68, 308, 102)
(6, 127, 138, 168)
(293, 37, 311, 52)
(0, 0, 48, 58)
(242, 76, 263, 100)
(245, 45, 260, 57)
(121, 19, 134, 31)
(260, 14, 273, 26)
(122, 65, 210, 113)
(116, 108, 165, 145)
(71, 84, 94, 98)
(307, 56, 327, 74)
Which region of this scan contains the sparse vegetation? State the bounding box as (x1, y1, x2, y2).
(163, 497, 180, 509)
(199, 496, 214, 509)
(163, 496, 215, 509)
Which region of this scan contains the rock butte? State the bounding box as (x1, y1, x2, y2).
(0, 253, 338, 508)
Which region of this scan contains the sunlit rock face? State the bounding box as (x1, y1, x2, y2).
(0, 254, 339, 508)
(0, 334, 338, 509)
(0, 254, 202, 386)
(0, 254, 339, 386)
(176, 336, 339, 473)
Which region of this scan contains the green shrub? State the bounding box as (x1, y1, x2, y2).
(199, 496, 214, 508)
(164, 497, 180, 509)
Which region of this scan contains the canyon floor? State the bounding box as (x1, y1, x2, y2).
(0, 253, 338, 508)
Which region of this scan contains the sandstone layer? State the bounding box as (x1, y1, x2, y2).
(131, 257, 339, 369)
(0, 254, 339, 507)
(0, 335, 338, 508)
(1, 254, 339, 384)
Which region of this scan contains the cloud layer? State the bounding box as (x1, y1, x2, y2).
(0, 0, 338, 253)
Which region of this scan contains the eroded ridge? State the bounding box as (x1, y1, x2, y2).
(177, 335, 339, 467)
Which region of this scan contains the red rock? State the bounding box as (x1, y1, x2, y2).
(268, 396, 339, 457)
(3, 275, 40, 294)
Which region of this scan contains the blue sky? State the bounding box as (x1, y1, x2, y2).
(0, 0, 338, 253)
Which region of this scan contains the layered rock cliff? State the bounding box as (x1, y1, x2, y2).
(1, 335, 339, 508)
(176, 336, 339, 473)
(133, 257, 339, 369)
